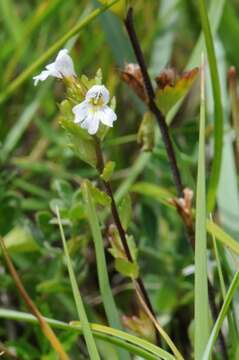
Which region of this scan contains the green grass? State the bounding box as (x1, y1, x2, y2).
(194, 55, 209, 360)
(1, 0, 239, 359)
(56, 206, 100, 360)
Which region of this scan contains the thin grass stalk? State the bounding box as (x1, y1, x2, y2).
(203, 271, 239, 360)
(81, 181, 130, 360)
(56, 207, 101, 360)
(0, 308, 175, 360)
(194, 57, 209, 359)
(197, 0, 224, 212)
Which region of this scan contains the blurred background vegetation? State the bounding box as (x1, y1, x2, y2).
(1, 0, 239, 359)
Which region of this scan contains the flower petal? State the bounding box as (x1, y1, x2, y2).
(46, 63, 62, 78)
(85, 85, 109, 105)
(99, 106, 117, 127)
(80, 113, 100, 135)
(55, 48, 76, 77)
(33, 70, 51, 86)
(73, 101, 89, 123)
(88, 113, 100, 135)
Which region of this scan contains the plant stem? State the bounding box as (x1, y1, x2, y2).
(124, 7, 183, 198)
(94, 137, 162, 346)
(124, 6, 227, 359)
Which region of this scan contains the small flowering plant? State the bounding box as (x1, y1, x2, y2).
(34, 48, 117, 139)
(34, 49, 118, 170)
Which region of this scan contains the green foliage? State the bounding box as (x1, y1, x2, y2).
(137, 112, 155, 152)
(155, 68, 199, 115)
(194, 61, 209, 360)
(115, 257, 139, 279)
(118, 193, 132, 230)
(1, 0, 239, 358)
(59, 101, 98, 167)
(100, 160, 116, 181)
(2, 226, 40, 253)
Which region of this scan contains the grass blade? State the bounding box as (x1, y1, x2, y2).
(203, 271, 239, 360)
(194, 56, 209, 360)
(81, 181, 130, 360)
(0, 308, 175, 360)
(56, 207, 100, 360)
(0, 0, 119, 104)
(206, 221, 239, 257)
(197, 0, 224, 212)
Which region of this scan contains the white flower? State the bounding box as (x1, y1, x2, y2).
(72, 85, 117, 135)
(33, 49, 76, 86)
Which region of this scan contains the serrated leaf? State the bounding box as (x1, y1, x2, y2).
(115, 258, 139, 279)
(108, 225, 126, 260)
(59, 116, 97, 168)
(155, 68, 199, 115)
(89, 182, 111, 207)
(118, 194, 132, 230)
(100, 161, 115, 181)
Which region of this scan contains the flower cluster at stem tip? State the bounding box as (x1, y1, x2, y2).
(33, 49, 117, 135)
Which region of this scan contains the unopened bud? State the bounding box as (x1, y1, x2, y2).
(121, 63, 148, 102)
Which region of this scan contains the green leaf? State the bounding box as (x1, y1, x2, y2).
(155, 68, 198, 115)
(126, 235, 138, 262)
(100, 161, 115, 182)
(203, 271, 239, 360)
(1, 226, 40, 253)
(52, 179, 73, 201)
(89, 183, 111, 207)
(59, 114, 97, 168)
(118, 194, 132, 230)
(115, 258, 139, 279)
(197, 0, 224, 212)
(206, 220, 239, 257)
(68, 203, 85, 221)
(194, 57, 209, 360)
(137, 112, 155, 152)
(131, 182, 174, 207)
